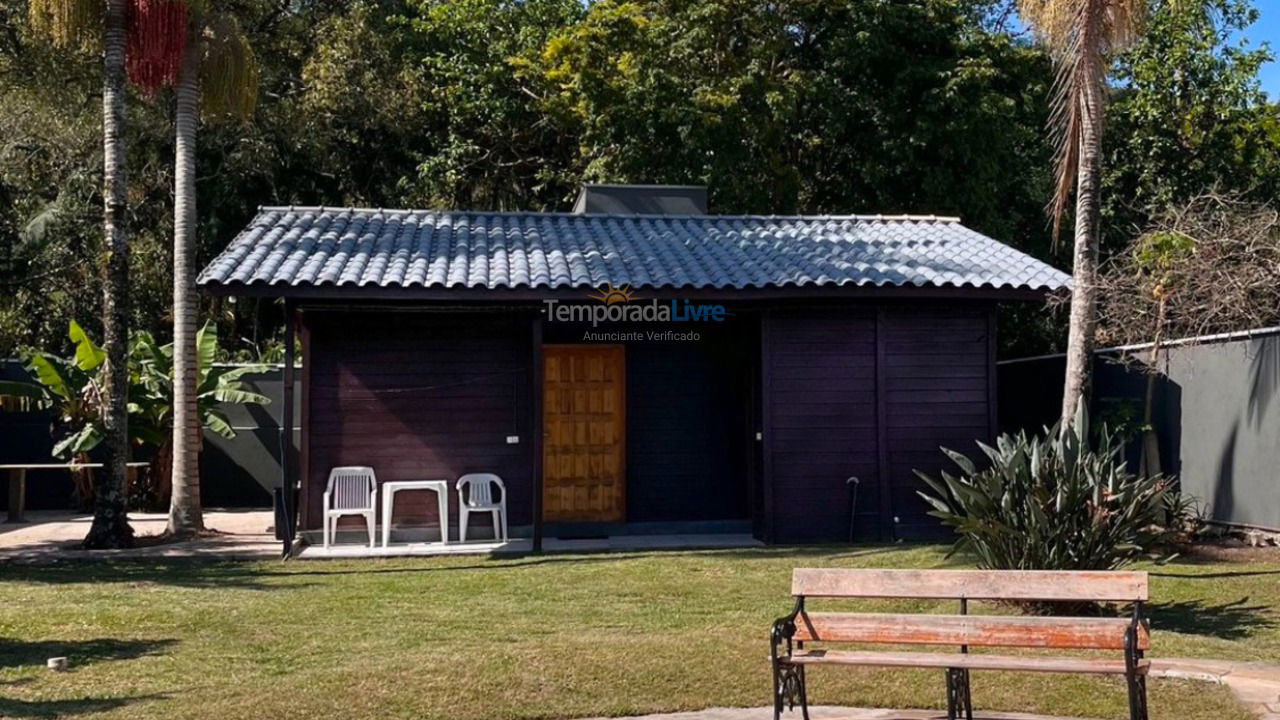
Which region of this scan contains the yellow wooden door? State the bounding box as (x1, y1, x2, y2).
(542, 345, 626, 523)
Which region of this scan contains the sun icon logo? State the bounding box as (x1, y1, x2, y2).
(589, 283, 637, 305)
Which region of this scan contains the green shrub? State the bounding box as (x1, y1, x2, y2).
(916, 408, 1176, 571)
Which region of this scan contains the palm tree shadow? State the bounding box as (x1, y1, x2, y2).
(0, 693, 167, 718)
(0, 560, 308, 591)
(0, 637, 178, 670)
(1147, 597, 1275, 640)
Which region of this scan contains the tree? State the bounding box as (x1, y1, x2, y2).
(169, 7, 202, 536)
(0, 321, 113, 508)
(1094, 193, 1280, 475)
(24, 0, 137, 545)
(77, 0, 136, 549)
(119, 0, 258, 535)
(166, 11, 258, 536)
(1018, 0, 1149, 430)
(0, 320, 271, 510)
(1104, 0, 1280, 249)
(529, 0, 1054, 229)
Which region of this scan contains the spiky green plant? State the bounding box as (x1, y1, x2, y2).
(916, 407, 1175, 572)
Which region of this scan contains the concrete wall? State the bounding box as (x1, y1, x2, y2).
(0, 361, 291, 510)
(998, 329, 1280, 530)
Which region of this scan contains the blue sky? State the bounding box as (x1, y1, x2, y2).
(1242, 3, 1280, 98)
(1007, 5, 1280, 99)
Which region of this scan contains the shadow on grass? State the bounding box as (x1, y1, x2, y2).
(1147, 597, 1276, 640)
(0, 637, 178, 670)
(0, 543, 940, 587)
(0, 560, 302, 590)
(0, 693, 167, 718)
(1152, 567, 1280, 579)
(276, 544, 932, 578)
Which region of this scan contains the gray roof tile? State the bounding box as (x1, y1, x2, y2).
(197, 207, 1070, 293)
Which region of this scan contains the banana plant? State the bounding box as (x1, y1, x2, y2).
(130, 321, 271, 444)
(128, 322, 270, 509)
(1, 320, 270, 509)
(0, 321, 111, 459)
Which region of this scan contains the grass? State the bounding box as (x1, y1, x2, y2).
(0, 544, 1276, 719)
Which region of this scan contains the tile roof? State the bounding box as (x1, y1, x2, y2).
(197, 207, 1070, 293)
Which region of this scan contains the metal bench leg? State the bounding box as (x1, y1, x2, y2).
(1138, 676, 1149, 720)
(945, 669, 959, 720)
(945, 668, 971, 720)
(1126, 673, 1149, 720)
(772, 660, 781, 720)
(797, 665, 810, 720)
(772, 661, 806, 719)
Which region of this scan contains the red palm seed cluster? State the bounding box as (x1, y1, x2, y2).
(126, 0, 189, 95)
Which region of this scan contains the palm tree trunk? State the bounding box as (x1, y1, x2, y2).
(167, 31, 204, 537)
(1059, 82, 1104, 431)
(83, 0, 134, 549)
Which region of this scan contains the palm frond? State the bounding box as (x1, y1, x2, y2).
(201, 14, 259, 120)
(1020, 0, 1148, 245)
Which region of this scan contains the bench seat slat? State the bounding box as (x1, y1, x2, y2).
(794, 612, 1149, 651)
(791, 569, 1148, 602)
(784, 649, 1149, 675)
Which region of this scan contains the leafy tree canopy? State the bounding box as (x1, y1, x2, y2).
(1, 0, 1278, 358)
(1104, 0, 1280, 250)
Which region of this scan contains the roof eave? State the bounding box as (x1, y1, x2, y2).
(198, 281, 1063, 303)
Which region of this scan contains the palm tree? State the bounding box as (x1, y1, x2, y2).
(168, 15, 203, 536)
(27, 0, 253, 544)
(1018, 0, 1148, 430)
(86, 0, 136, 548)
(28, 0, 136, 547)
(165, 12, 258, 537)
(37, 0, 205, 548)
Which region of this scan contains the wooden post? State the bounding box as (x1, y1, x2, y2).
(875, 306, 894, 542)
(987, 306, 999, 443)
(7, 468, 25, 523)
(281, 299, 297, 555)
(299, 311, 311, 543)
(531, 313, 544, 553)
(760, 310, 774, 543)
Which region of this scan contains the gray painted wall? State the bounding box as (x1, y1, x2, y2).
(998, 329, 1280, 530)
(0, 362, 293, 510)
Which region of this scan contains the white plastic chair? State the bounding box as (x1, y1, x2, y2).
(456, 473, 508, 543)
(323, 466, 378, 549)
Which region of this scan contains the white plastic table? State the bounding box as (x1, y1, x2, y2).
(381, 479, 450, 547)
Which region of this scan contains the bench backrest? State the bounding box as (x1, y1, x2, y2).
(789, 569, 1150, 653)
(792, 569, 1148, 603)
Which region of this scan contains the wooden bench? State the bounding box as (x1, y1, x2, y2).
(770, 568, 1151, 720)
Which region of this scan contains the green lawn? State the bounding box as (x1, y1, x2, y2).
(0, 545, 1276, 720)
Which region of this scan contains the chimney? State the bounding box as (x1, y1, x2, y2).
(572, 184, 708, 215)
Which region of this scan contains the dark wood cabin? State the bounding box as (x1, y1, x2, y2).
(198, 186, 1068, 545)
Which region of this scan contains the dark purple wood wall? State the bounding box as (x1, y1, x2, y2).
(301, 311, 533, 536)
(764, 302, 996, 542)
(763, 308, 881, 542)
(301, 299, 997, 543)
(881, 305, 995, 539)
